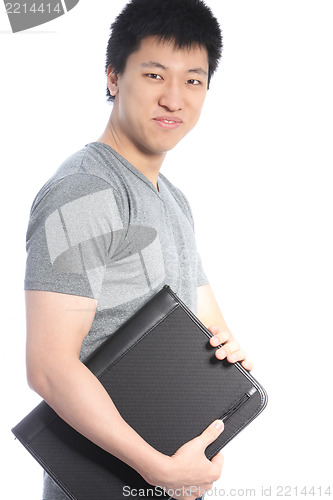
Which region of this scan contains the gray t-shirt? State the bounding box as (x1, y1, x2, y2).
(24, 142, 208, 498)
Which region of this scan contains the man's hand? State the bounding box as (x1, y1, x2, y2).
(197, 285, 254, 372)
(208, 325, 254, 371)
(145, 419, 224, 500)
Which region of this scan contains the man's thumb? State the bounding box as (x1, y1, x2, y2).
(199, 419, 224, 447)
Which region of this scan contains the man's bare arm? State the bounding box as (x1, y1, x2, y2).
(26, 290, 223, 499)
(25, 290, 168, 478)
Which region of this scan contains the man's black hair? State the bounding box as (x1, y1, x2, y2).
(105, 0, 223, 102)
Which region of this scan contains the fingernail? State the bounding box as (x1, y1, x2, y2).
(228, 354, 237, 362)
(210, 337, 220, 346)
(214, 420, 224, 431)
(216, 349, 227, 359)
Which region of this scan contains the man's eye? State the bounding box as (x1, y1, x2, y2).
(146, 73, 163, 80)
(187, 79, 201, 85)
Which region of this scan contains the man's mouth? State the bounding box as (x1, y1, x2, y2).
(154, 117, 183, 129)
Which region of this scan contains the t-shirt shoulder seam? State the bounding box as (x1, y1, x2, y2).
(48, 171, 122, 198)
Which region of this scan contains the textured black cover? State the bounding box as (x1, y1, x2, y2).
(12, 285, 267, 500)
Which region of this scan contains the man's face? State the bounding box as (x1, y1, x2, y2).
(108, 36, 209, 158)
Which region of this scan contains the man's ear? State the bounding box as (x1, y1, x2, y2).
(107, 67, 119, 97)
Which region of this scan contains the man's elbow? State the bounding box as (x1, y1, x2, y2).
(26, 352, 60, 400)
(26, 350, 78, 401)
(26, 361, 49, 397)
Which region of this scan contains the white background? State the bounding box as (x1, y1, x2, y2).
(1, 0, 332, 498)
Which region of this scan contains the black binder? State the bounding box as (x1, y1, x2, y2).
(12, 285, 268, 500)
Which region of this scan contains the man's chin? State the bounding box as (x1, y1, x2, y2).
(152, 137, 187, 154)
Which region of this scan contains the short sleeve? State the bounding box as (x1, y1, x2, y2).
(24, 174, 124, 301)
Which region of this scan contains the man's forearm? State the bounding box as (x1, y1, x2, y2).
(197, 285, 231, 333)
(31, 357, 168, 484)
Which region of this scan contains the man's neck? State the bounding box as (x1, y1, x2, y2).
(97, 116, 166, 190)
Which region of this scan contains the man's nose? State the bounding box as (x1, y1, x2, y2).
(158, 82, 184, 112)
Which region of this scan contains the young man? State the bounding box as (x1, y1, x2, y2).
(25, 1, 252, 499)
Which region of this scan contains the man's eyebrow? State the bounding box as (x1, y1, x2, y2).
(188, 67, 208, 77)
(140, 61, 208, 77)
(141, 61, 168, 71)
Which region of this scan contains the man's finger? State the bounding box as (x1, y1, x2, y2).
(241, 359, 254, 371)
(227, 349, 247, 363)
(198, 419, 224, 448)
(209, 330, 231, 346)
(215, 340, 240, 359)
